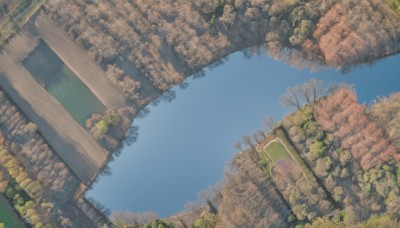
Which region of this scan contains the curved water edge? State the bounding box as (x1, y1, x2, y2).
(87, 52, 400, 217)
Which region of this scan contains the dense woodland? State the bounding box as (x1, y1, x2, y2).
(0, 0, 399, 226)
(217, 151, 292, 227)
(368, 93, 400, 150)
(44, 0, 400, 110)
(0, 90, 102, 227)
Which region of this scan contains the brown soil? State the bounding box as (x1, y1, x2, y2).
(0, 11, 120, 185)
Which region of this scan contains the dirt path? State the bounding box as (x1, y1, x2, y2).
(0, 18, 108, 185)
(34, 12, 126, 109)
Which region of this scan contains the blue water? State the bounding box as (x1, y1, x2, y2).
(88, 52, 400, 217)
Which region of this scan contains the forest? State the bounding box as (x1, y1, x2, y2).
(43, 0, 400, 112)
(0, 0, 399, 226)
(0, 89, 100, 227)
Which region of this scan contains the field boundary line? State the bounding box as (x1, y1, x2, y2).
(261, 138, 307, 179)
(261, 139, 293, 185)
(275, 138, 307, 179)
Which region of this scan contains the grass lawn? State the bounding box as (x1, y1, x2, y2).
(385, 0, 400, 14)
(275, 129, 313, 177)
(264, 141, 291, 163)
(0, 195, 24, 228)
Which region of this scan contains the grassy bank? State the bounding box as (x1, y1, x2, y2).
(385, 0, 400, 14)
(0, 195, 24, 228)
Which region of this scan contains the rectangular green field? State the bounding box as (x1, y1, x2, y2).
(22, 40, 106, 126)
(275, 129, 313, 177)
(264, 141, 291, 163)
(0, 195, 25, 228)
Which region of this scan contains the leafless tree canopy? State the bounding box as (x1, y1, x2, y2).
(44, 0, 400, 109)
(218, 152, 291, 227)
(280, 78, 324, 109)
(314, 89, 399, 170)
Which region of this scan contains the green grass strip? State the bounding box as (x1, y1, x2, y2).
(264, 141, 292, 163)
(385, 0, 400, 14)
(0, 195, 24, 228)
(275, 129, 313, 177)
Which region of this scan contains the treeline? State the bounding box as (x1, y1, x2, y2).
(0, 91, 79, 199)
(0, 90, 96, 226)
(112, 211, 158, 227)
(385, 0, 400, 14)
(283, 103, 373, 222)
(217, 151, 292, 227)
(368, 93, 400, 150)
(0, 0, 19, 20)
(44, 0, 400, 107)
(0, 135, 52, 226)
(306, 214, 400, 228)
(282, 87, 400, 224)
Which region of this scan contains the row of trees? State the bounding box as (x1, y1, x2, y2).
(4, 182, 51, 227)
(0, 0, 18, 20)
(282, 104, 371, 222)
(0, 90, 91, 226)
(0, 144, 42, 199)
(0, 140, 52, 226)
(105, 64, 141, 105)
(44, 0, 400, 113)
(217, 151, 292, 227)
(45, 0, 191, 92)
(111, 211, 159, 227)
(282, 86, 400, 224)
(280, 79, 324, 110)
(385, 0, 400, 14)
(0, 91, 79, 198)
(306, 214, 400, 228)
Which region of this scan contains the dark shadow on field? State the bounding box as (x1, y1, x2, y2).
(21, 40, 63, 85)
(0, 74, 94, 184)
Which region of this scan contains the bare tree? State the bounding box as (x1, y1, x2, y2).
(252, 131, 266, 144)
(262, 116, 276, 132)
(234, 142, 243, 152)
(327, 82, 354, 95)
(257, 130, 267, 140)
(280, 86, 303, 110)
(281, 79, 325, 109)
(241, 135, 255, 149)
(111, 211, 158, 225)
(303, 78, 323, 102)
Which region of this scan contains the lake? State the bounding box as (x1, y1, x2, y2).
(88, 52, 400, 217)
(22, 41, 105, 126)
